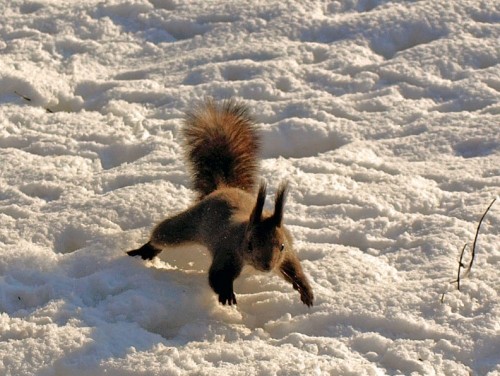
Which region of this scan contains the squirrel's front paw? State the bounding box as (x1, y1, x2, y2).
(218, 290, 237, 305)
(291, 281, 314, 307)
(299, 286, 314, 307)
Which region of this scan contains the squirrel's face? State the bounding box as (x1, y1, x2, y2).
(244, 181, 289, 271)
(245, 221, 287, 272)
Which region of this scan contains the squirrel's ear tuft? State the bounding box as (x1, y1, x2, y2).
(249, 181, 267, 227)
(273, 182, 288, 227)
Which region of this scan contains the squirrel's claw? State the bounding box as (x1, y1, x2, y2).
(218, 292, 237, 306)
(300, 289, 314, 307)
(295, 283, 314, 307)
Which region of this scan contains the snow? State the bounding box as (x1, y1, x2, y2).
(0, 0, 499, 374)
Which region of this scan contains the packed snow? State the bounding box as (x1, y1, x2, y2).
(1, 0, 499, 375)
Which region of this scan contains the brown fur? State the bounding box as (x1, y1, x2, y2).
(128, 99, 314, 307)
(183, 99, 260, 199)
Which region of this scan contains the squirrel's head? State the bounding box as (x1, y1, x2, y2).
(243, 182, 289, 272)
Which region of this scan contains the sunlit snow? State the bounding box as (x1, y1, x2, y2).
(0, 0, 499, 375)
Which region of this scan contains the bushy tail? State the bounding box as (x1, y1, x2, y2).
(183, 99, 261, 198)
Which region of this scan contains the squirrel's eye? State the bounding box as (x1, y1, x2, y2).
(248, 241, 253, 253)
(280, 243, 285, 252)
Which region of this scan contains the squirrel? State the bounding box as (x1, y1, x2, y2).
(128, 99, 314, 307)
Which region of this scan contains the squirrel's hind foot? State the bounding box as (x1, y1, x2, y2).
(127, 242, 162, 260)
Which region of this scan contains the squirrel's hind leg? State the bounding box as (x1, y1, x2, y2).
(150, 206, 202, 247)
(128, 202, 204, 260)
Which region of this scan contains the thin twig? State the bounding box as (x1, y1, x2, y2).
(452, 243, 467, 290)
(13, 91, 54, 113)
(14, 91, 32, 101)
(465, 198, 496, 276)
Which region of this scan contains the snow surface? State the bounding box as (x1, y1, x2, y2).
(1, 0, 499, 375)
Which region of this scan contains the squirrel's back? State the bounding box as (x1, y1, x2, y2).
(183, 99, 261, 199)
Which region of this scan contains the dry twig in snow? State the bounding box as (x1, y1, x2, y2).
(465, 198, 496, 277)
(453, 243, 468, 291)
